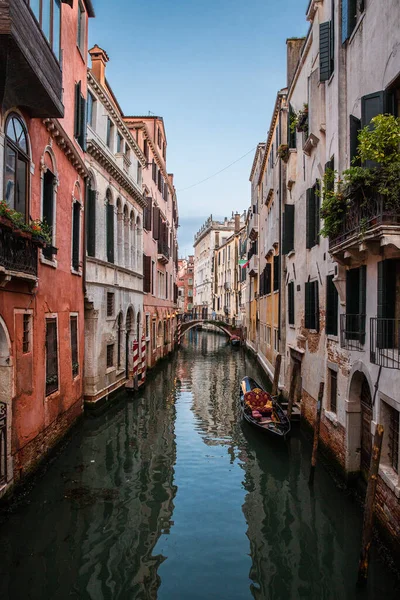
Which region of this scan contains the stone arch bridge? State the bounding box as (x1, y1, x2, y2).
(180, 318, 242, 340)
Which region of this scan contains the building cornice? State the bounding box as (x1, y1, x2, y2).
(87, 72, 146, 168)
(258, 89, 288, 186)
(287, 29, 313, 102)
(87, 138, 147, 209)
(42, 118, 88, 178)
(249, 143, 266, 182)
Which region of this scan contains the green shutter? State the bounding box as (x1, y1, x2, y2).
(314, 281, 320, 332)
(266, 263, 272, 294)
(315, 181, 320, 246)
(306, 188, 315, 249)
(74, 81, 81, 139)
(377, 260, 396, 349)
(349, 115, 361, 166)
(273, 255, 280, 291)
(326, 275, 338, 336)
(288, 281, 295, 325)
(320, 22, 332, 82)
(282, 205, 295, 254)
(79, 95, 87, 151)
(87, 188, 96, 257)
(361, 91, 385, 128)
(106, 203, 114, 263)
(305, 282, 312, 329)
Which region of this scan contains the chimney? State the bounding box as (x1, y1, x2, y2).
(234, 212, 241, 233)
(89, 45, 109, 87)
(286, 38, 305, 90)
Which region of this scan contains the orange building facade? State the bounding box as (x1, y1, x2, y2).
(124, 117, 179, 368)
(0, 0, 94, 494)
(177, 256, 194, 314)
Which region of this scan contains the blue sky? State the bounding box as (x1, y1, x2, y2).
(89, 0, 309, 255)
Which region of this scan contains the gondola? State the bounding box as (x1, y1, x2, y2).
(230, 335, 241, 347)
(239, 376, 291, 438)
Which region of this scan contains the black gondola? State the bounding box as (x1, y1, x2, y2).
(239, 376, 291, 438)
(231, 335, 240, 347)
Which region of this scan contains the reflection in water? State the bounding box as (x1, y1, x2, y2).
(0, 331, 399, 600)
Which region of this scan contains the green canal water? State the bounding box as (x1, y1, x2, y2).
(0, 331, 399, 599)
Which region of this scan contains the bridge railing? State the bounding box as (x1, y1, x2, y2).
(179, 312, 241, 329)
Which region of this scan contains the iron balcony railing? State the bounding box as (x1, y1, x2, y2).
(0, 401, 7, 485)
(370, 318, 400, 370)
(330, 193, 400, 249)
(157, 240, 170, 259)
(0, 224, 38, 277)
(340, 314, 366, 351)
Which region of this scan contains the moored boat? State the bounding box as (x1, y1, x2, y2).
(231, 335, 240, 347)
(239, 376, 291, 438)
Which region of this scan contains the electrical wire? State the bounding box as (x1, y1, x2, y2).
(177, 146, 256, 192)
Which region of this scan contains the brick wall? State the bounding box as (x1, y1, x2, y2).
(375, 476, 400, 561)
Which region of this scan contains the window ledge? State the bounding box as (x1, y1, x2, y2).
(348, 12, 366, 46)
(40, 255, 57, 268)
(289, 324, 296, 330)
(327, 334, 339, 343)
(324, 409, 338, 427)
(288, 250, 295, 258)
(71, 268, 82, 277)
(106, 366, 116, 375)
(379, 464, 400, 498)
(45, 389, 60, 401)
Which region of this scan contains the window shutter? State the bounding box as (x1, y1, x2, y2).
(305, 282, 312, 329)
(306, 188, 316, 249)
(74, 81, 81, 139)
(314, 281, 320, 332)
(377, 260, 396, 348)
(259, 270, 264, 296)
(288, 104, 296, 149)
(349, 115, 361, 166)
(153, 207, 160, 240)
(320, 21, 332, 82)
(72, 202, 80, 270)
(266, 263, 272, 294)
(152, 161, 156, 182)
(145, 197, 152, 231)
(361, 91, 385, 128)
(273, 255, 280, 291)
(342, 0, 357, 44)
(87, 188, 96, 257)
(282, 205, 295, 254)
(106, 203, 114, 263)
(288, 281, 295, 325)
(79, 95, 87, 151)
(143, 254, 151, 293)
(326, 275, 338, 335)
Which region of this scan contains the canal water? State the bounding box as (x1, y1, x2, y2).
(0, 331, 399, 600)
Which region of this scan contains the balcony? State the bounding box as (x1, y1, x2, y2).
(249, 213, 259, 241)
(0, 223, 39, 283)
(0, 0, 63, 118)
(329, 193, 400, 264)
(370, 318, 400, 370)
(248, 254, 259, 276)
(340, 314, 366, 351)
(157, 240, 170, 264)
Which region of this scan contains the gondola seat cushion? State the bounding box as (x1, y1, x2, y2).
(252, 410, 262, 419)
(244, 389, 273, 412)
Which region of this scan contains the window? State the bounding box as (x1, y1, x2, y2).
(116, 132, 123, 153)
(288, 104, 297, 149)
(157, 128, 162, 147)
(326, 275, 339, 336)
(137, 163, 142, 186)
(388, 406, 399, 473)
(106, 192, 114, 263)
(143, 139, 149, 161)
(28, 0, 61, 60)
(87, 181, 96, 257)
(320, 21, 334, 82)
(117, 313, 122, 368)
(45, 318, 58, 396)
(152, 160, 157, 183)
(282, 205, 295, 254)
(42, 169, 56, 260)
(342, 266, 366, 347)
(166, 272, 168, 299)
(72, 201, 81, 271)
(70, 316, 79, 377)
(151, 261, 155, 295)
(77, 0, 85, 54)
(188, 278, 193, 285)
(266, 326, 272, 346)
(305, 280, 319, 331)
(106, 292, 114, 317)
(106, 118, 114, 149)
(74, 82, 87, 151)
(152, 321, 156, 349)
(329, 369, 337, 413)
(87, 92, 95, 128)
(306, 182, 320, 249)
(143, 198, 152, 231)
(273, 255, 280, 292)
(274, 329, 279, 352)
(342, 0, 365, 44)
(288, 281, 295, 325)
(4, 114, 29, 220)
(145, 314, 150, 340)
(106, 344, 114, 368)
(23, 314, 31, 353)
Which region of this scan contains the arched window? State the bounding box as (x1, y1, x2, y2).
(116, 198, 123, 265)
(87, 176, 96, 257)
(117, 312, 123, 369)
(4, 114, 29, 220)
(130, 210, 135, 269)
(106, 189, 114, 263)
(136, 215, 142, 272)
(123, 205, 129, 267)
(136, 311, 140, 341)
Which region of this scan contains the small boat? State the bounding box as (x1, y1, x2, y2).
(231, 335, 241, 347)
(240, 376, 291, 438)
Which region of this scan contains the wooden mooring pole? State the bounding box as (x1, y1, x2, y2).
(308, 382, 324, 486)
(287, 361, 300, 420)
(271, 353, 282, 397)
(357, 424, 384, 586)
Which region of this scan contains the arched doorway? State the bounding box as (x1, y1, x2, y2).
(126, 307, 134, 378)
(0, 318, 12, 486)
(347, 369, 373, 481)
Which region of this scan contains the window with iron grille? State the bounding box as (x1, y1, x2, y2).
(106, 292, 114, 317)
(70, 316, 79, 378)
(23, 313, 31, 353)
(388, 405, 399, 474)
(46, 318, 58, 396)
(106, 344, 114, 368)
(329, 369, 337, 413)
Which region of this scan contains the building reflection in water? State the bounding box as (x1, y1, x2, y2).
(0, 361, 179, 600)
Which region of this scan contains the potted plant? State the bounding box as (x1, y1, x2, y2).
(277, 144, 290, 163)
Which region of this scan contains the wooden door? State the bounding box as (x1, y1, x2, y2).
(360, 378, 372, 481)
